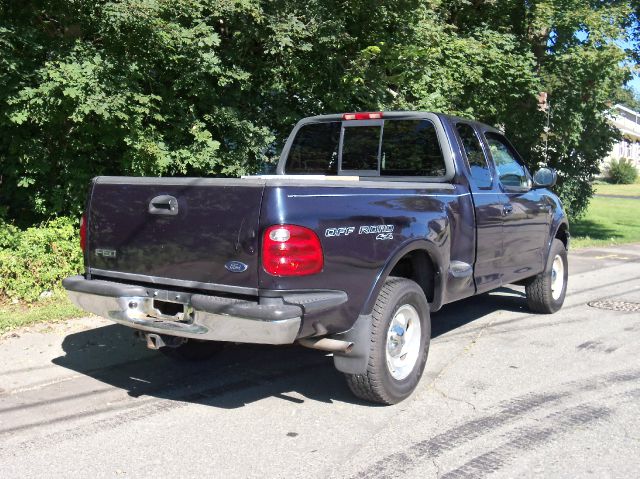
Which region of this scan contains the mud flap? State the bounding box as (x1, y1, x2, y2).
(332, 314, 372, 375)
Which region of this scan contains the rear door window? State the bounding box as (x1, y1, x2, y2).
(456, 123, 492, 188)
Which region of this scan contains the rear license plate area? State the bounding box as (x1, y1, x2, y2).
(151, 299, 188, 321)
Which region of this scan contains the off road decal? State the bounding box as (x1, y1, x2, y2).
(325, 225, 394, 240)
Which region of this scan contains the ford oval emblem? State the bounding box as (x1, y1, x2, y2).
(225, 260, 248, 273)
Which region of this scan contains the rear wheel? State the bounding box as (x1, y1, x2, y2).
(344, 277, 431, 405)
(525, 239, 568, 313)
(160, 339, 224, 361)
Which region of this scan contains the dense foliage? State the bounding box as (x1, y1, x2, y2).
(608, 158, 639, 184)
(615, 86, 640, 112)
(0, 217, 83, 301)
(0, 0, 635, 225)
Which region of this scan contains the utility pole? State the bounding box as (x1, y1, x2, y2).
(538, 91, 550, 164)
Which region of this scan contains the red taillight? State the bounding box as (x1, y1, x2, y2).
(80, 214, 87, 252)
(262, 225, 323, 276)
(342, 112, 383, 120)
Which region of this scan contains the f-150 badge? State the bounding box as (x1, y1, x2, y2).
(325, 224, 394, 240)
(95, 248, 117, 258)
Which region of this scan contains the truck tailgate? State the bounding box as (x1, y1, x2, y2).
(87, 177, 265, 293)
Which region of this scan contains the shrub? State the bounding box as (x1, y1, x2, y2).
(608, 159, 638, 184)
(0, 220, 21, 249)
(0, 217, 83, 302)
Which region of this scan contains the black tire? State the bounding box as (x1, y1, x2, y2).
(344, 277, 431, 405)
(160, 339, 224, 361)
(525, 239, 568, 314)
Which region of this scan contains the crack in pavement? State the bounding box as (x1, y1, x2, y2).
(437, 284, 640, 344)
(347, 367, 640, 479)
(439, 403, 614, 479)
(432, 384, 477, 412)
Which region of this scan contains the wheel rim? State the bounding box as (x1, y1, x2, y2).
(551, 254, 564, 300)
(386, 304, 422, 381)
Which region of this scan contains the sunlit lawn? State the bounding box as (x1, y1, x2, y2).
(594, 178, 640, 197)
(571, 195, 640, 248)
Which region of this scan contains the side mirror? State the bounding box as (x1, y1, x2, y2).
(533, 167, 557, 188)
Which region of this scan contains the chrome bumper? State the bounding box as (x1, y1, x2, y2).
(63, 276, 304, 345)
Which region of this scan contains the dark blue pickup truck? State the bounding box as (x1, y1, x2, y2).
(63, 111, 569, 404)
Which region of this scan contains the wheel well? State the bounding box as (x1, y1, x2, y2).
(388, 250, 435, 302)
(555, 223, 569, 249)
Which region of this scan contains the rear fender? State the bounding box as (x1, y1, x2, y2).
(333, 240, 443, 375)
(360, 239, 445, 315)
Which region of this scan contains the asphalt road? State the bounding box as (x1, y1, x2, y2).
(1, 244, 639, 479)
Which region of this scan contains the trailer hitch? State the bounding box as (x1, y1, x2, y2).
(134, 331, 187, 350)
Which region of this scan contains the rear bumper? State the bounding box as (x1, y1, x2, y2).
(62, 275, 346, 345)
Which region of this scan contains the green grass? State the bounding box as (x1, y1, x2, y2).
(0, 294, 86, 334)
(594, 178, 640, 197)
(571, 196, 640, 248)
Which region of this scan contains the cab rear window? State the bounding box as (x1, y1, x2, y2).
(284, 119, 446, 177)
(284, 121, 340, 174)
(381, 120, 446, 176)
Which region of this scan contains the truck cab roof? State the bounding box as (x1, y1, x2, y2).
(295, 111, 502, 134)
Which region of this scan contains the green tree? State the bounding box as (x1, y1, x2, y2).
(615, 85, 640, 112)
(427, 0, 632, 218)
(0, 0, 634, 224)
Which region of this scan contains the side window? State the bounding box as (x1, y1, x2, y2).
(381, 119, 446, 176)
(285, 122, 341, 174)
(485, 132, 529, 189)
(456, 123, 492, 188)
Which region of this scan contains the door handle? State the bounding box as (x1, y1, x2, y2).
(149, 195, 179, 216)
(502, 204, 514, 216)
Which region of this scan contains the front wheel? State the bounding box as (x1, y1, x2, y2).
(344, 277, 431, 405)
(525, 239, 568, 313)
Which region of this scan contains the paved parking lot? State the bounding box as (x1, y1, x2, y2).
(1, 244, 639, 478)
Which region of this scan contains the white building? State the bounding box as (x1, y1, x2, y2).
(606, 104, 640, 170)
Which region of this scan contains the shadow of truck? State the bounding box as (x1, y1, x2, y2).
(52, 287, 530, 408)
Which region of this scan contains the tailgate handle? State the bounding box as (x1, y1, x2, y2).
(149, 195, 179, 216)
